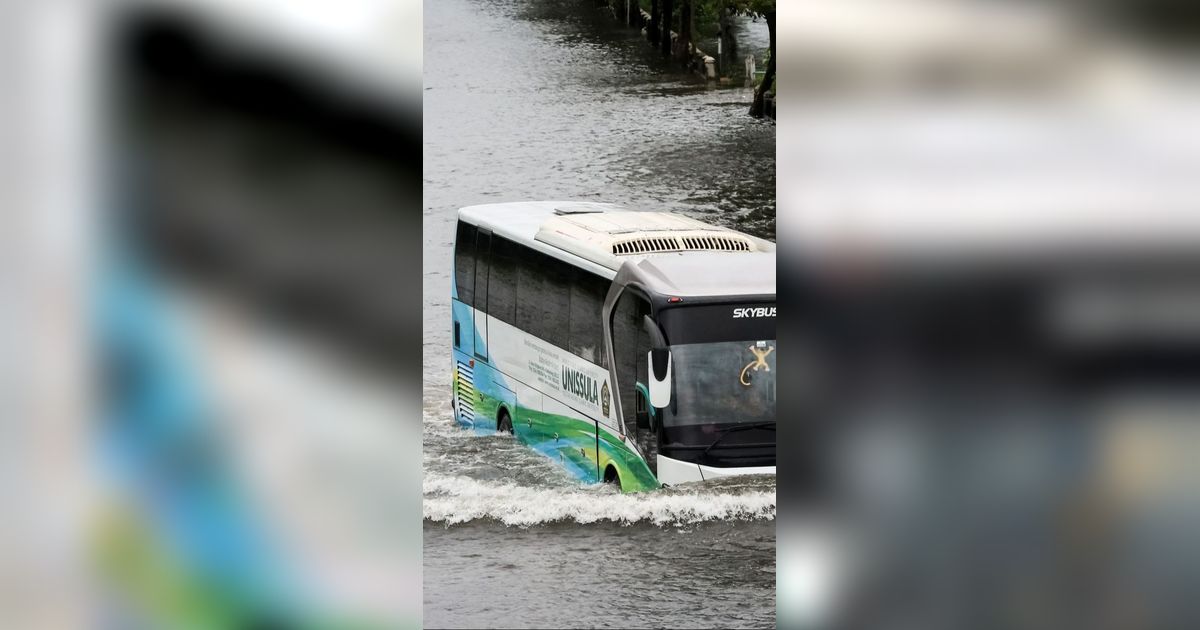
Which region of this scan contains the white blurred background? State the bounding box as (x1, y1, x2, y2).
(779, 0, 1200, 257)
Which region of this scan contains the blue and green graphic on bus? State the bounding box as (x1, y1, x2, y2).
(450, 220, 658, 492)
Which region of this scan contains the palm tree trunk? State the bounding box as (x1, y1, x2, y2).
(677, 0, 692, 63)
(749, 11, 775, 118)
(649, 0, 660, 44)
(661, 0, 673, 56)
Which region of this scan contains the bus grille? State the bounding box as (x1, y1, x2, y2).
(611, 234, 753, 255)
(456, 361, 476, 422)
(679, 235, 752, 252)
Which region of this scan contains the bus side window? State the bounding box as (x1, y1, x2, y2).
(515, 246, 546, 340)
(541, 255, 571, 349)
(454, 221, 476, 306)
(474, 229, 492, 313)
(569, 270, 607, 367)
(488, 237, 518, 325)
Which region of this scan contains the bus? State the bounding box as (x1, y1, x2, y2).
(450, 201, 776, 491)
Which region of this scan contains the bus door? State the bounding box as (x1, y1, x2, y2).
(474, 228, 492, 362)
(632, 328, 658, 473)
(612, 289, 657, 474)
(633, 382, 658, 473)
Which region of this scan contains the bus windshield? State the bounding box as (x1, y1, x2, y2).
(662, 340, 776, 426)
(656, 302, 776, 428)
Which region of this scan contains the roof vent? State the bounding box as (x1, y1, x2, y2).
(679, 235, 753, 252)
(611, 233, 754, 255)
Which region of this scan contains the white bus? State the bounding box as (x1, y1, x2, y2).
(450, 201, 776, 491)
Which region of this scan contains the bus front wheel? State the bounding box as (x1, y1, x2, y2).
(497, 409, 513, 434)
(604, 465, 621, 490)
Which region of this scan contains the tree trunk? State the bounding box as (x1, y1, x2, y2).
(718, 3, 737, 77)
(749, 11, 775, 118)
(649, 0, 660, 44)
(677, 0, 692, 64)
(661, 0, 673, 56)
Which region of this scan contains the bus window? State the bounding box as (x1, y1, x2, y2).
(541, 256, 571, 349)
(570, 270, 608, 366)
(515, 246, 570, 349)
(488, 236, 518, 325)
(474, 229, 492, 361)
(474, 229, 491, 312)
(454, 221, 476, 306)
(516, 245, 546, 340)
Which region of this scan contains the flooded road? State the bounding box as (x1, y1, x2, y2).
(422, 0, 775, 627)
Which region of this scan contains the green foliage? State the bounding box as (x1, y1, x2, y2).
(720, 0, 775, 18)
(693, 1, 722, 37)
(687, 0, 750, 37)
(634, 0, 774, 27)
(689, 0, 775, 39)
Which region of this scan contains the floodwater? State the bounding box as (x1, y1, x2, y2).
(422, 0, 776, 628)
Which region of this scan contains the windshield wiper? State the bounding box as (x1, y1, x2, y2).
(702, 421, 776, 458)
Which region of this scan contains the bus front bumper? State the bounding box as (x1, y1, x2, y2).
(657, 454, 776, 486)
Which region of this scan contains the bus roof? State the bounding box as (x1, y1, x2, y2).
(458, 201, 776, 297)
(625, 253, 776, 298)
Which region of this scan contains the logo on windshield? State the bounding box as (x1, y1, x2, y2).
(740, 341, 774, 386)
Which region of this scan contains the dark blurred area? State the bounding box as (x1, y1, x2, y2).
(97, 3, 424, 627)
(96, 3, 425, 626)
(776, 1, 1200, 629)
(781, 254, 1200, 629)
(115, 5, 422, 369)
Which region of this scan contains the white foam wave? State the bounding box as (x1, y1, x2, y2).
(423, 474, 776, 526)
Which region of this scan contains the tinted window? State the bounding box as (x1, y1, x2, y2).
(489, 237, 519, 324)
(454, 221, 476, 306)
(513, 244, 604, 356)
(570, 269, 609, 366)
(475, 229, 492, 313)
(516, 245, 545, 339)
(658, 303, 776, 344)
(513, 243, 573, 348)
(541, 254, 571, 348)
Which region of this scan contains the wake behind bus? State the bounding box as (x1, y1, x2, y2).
(450, 201, 775, 491)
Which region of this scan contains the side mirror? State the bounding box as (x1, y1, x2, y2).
(642, 316, 672, 409)
(646, 349, 671, 409)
